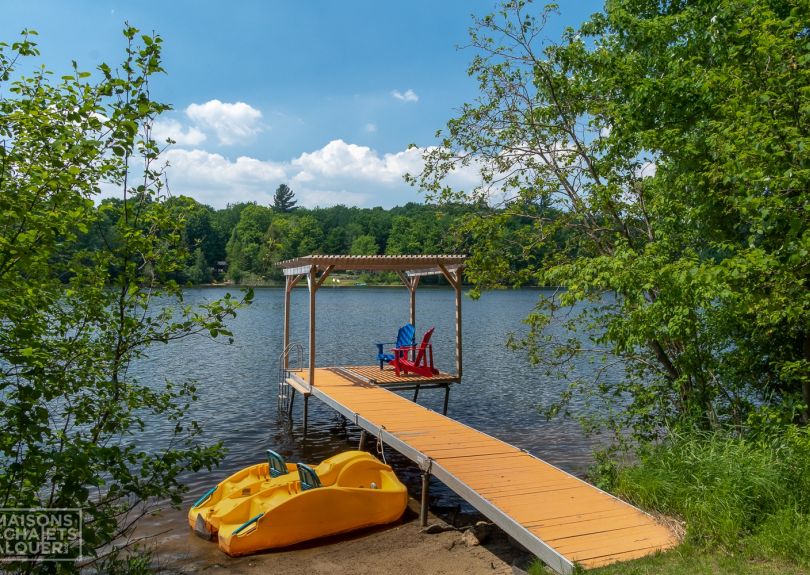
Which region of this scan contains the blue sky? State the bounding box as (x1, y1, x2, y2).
(2, 1, 603, 209)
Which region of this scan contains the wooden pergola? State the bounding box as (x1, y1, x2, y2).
(276, 255, 466, 421)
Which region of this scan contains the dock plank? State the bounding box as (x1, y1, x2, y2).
(300, 368, 678, 573)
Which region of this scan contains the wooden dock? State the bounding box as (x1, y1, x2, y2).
(289, 368, 678, 574)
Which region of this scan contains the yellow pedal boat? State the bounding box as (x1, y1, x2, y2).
(211, 450, 408, 556)
(188, 449, 298, 539)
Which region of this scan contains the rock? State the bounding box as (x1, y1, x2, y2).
(462, 529, 481, 546)
(461, 521, 494, 546)
(421, 522, 457, 534)
(470, 521, 492, 544)
(474, 521, 495, 543)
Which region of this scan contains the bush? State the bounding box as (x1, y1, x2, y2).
(605, 428, 810, 564)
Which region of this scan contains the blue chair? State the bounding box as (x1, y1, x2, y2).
(375, 323, 415, 369)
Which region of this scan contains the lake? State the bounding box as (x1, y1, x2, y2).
(134, 287, 612, 512)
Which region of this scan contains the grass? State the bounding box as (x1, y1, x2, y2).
(528, 426, 810, 574)
(586, 544, 808, 575)
(528, 544, 810, 574)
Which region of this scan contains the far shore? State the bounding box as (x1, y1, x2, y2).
(192, 281, 559, 290)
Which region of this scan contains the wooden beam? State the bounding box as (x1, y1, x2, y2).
(282, 264, 313, 276)
(406, 265, 463, 278)
(308, 266, 317, 387)
(438, 264, 463, 379)
(396, 270, 410, 289)
(283, 274, 303, 369)
(303, 265, 335, 386)
(315, 265, 335, 289)
(437, 263, 459, 289)
(410, 276, 420, 328)
(396, 271, 420, 328)
(455, 275, 462, 379)
(277, 255, 467, 275)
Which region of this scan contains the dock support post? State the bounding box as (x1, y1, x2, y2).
(359, 430, 367, 450)
(288, 389, 296, 415)
(413, 385, 420, 402)
(443, 386, 450, 416)
(303, 395, 309, 437)
(420, 469, 430, 527)
(419, 471, 430, 527)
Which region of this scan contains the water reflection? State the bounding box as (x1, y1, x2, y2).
(131, 287, 613, 511)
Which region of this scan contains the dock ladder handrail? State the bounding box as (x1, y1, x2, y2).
(277, 342, 304, 413)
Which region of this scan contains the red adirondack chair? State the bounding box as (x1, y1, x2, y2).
(389, 327, 439, 377)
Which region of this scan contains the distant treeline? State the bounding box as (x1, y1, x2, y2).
(82, 196, 503, 285)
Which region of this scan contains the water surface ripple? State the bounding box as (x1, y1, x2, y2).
(132, 287, 611, 511)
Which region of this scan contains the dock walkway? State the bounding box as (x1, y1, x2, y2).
(292, 368, 677, 574)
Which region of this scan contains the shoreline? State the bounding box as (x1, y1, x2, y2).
(138, 497, 535, 575)
(190, 283, 560, 290)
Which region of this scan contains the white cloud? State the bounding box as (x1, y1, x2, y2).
(152, 119, 207, 146)
(185, 100, 264, 146)
(638, 161, 657, 178)
(364, 123, 377, 133)
(147, 139, 485, 209)
(291, 139, 423, 184)
(162, 149, 286, 205)
(391, 89, 419, 103)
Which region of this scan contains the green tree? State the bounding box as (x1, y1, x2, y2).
(413, 0, 810, 437)
(386, 216, 420, 254)
(188, 247, 212, 284)
(287, 214, 324, 256)
(0, 27, 249, 570)
(272, 183, 298, 213)
(211, 202, 250, 262)
(225, 203, 273, 279)
(350, 234, 379, 255)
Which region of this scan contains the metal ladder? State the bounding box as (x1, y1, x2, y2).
(277, 342, 303, 414)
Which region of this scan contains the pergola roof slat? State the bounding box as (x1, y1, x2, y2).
(276, 254, 466, 276)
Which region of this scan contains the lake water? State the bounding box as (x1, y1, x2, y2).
(134, 287, 612, 513)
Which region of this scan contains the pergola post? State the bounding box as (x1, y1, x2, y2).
(455, 275, 462, 379)
(439, 264, 463, 380)
(305, 264, 334, 388)
(283, 274, 302, 369)
(307, 266, 317, 388)
(396, 271, 420, 329)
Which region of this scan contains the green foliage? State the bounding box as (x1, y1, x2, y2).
(0, 27, 250, 571)
(188, 247, 212, 284)
(412, 0, 810, 438)
(272, 183, 297, 213)
(350, 234, 379, 255)
(579, 543, 809, 575)
(166, 202, 467, 284)
(225, 203, 274, 280)
(601, 428, 810, 565)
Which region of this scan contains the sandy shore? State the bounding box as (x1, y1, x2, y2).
(140, 498, 535, 575)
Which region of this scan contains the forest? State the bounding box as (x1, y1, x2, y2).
(85, 193, 554, 286)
